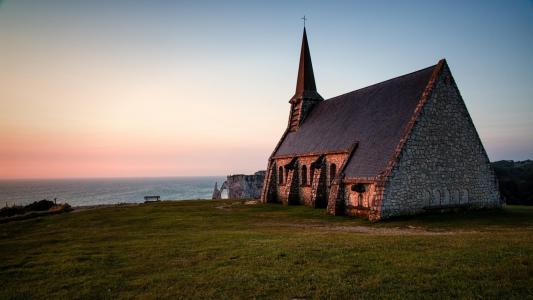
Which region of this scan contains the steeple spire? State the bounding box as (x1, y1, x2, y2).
(288, 27, 323, 131)
(291, 27, 322, 103)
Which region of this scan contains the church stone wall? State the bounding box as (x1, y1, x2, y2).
(324, 154, 347, 184)
(380, 66, 501, 219)
(297, 156, 319, 206)
(269, 153, 348, 207)
(273, 157, 293, 204)
(343, 182, 377, 218)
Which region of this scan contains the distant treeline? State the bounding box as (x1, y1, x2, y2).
(492, 160, 533, 205)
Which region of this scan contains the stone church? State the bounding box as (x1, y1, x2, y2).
(260, 28, 501, 220)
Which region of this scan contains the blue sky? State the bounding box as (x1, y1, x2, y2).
(0, 0, 532, 178)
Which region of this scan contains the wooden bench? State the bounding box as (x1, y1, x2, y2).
(144, 196, 161, 203)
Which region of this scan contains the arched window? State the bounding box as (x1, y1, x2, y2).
(301, 165, 307, 186)
(461, 189, 469, 204)
(330, 163, 337, 183)
(432, 189, 441, 207)
(309, 167, 314, 186)
(358, 194, 363, 207)
(451, 189, 460, 205)
(422, 190, 431, 206)
(278, 166, 284, 185)
(442, 189, 450, 206)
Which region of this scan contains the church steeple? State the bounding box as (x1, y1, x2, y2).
(291, 27, 322, 103)
(288, 27, 323, 131)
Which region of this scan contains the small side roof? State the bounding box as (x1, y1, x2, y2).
(274, 62, 439, 178)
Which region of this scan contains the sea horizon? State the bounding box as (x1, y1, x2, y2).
(0, 176, 227, 207)
(0, 175, 228, 181)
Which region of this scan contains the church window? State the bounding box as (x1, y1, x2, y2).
(330, 163, 337, 183)
(451, 189, 460, 205)
(442, 189, 450, 206)
(422, 190, 431, 206)
(301, 165, 308, 186)
(278, 166, 284, 185)
(461, 189, 469, 204)
(432, 189, 441, 206)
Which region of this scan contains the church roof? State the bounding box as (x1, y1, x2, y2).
(291, 28, 322, 102)
(274, 62, 439, 178)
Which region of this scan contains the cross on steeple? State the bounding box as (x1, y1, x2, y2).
(301, 15, 307, 27)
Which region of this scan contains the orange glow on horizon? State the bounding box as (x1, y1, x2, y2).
(0, 130, 274, 179)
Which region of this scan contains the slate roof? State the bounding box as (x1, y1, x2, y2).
(274, 63, 437, 178)
(291, 27, 322, 102)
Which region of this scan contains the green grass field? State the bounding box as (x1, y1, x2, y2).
(1, 200, 532, 299)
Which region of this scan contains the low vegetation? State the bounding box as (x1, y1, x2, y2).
(1, 200, 532, 299)
(492, 160, 533, 205)
(0, 199, 57, 218)
(0, 200, 72, 223)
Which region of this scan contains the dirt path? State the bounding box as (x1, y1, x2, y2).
(259, 222, 475, 235)
(215, 200, 257, 210)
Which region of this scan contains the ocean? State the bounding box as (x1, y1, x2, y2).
(0, 176, 226, 207)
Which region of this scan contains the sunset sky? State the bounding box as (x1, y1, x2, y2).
(1, 0, 532, 179)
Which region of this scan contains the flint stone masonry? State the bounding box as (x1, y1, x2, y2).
(213, 171, 266, 200)
(266, 154, 348, 208)
(379, 65, 501, 219)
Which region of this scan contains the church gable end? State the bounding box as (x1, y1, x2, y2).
(379, 61, 501, 219)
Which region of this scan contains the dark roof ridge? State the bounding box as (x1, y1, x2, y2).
(324, 63, 438, 103)
(273, 58, 445, 178)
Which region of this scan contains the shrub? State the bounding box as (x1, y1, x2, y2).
(25, 199, 55, 212)
(0, 206, 26, 218)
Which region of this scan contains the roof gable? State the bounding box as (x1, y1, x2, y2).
(274, 63, 438, 178)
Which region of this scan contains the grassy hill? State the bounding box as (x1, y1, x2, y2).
(1, 200, 532, 299)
